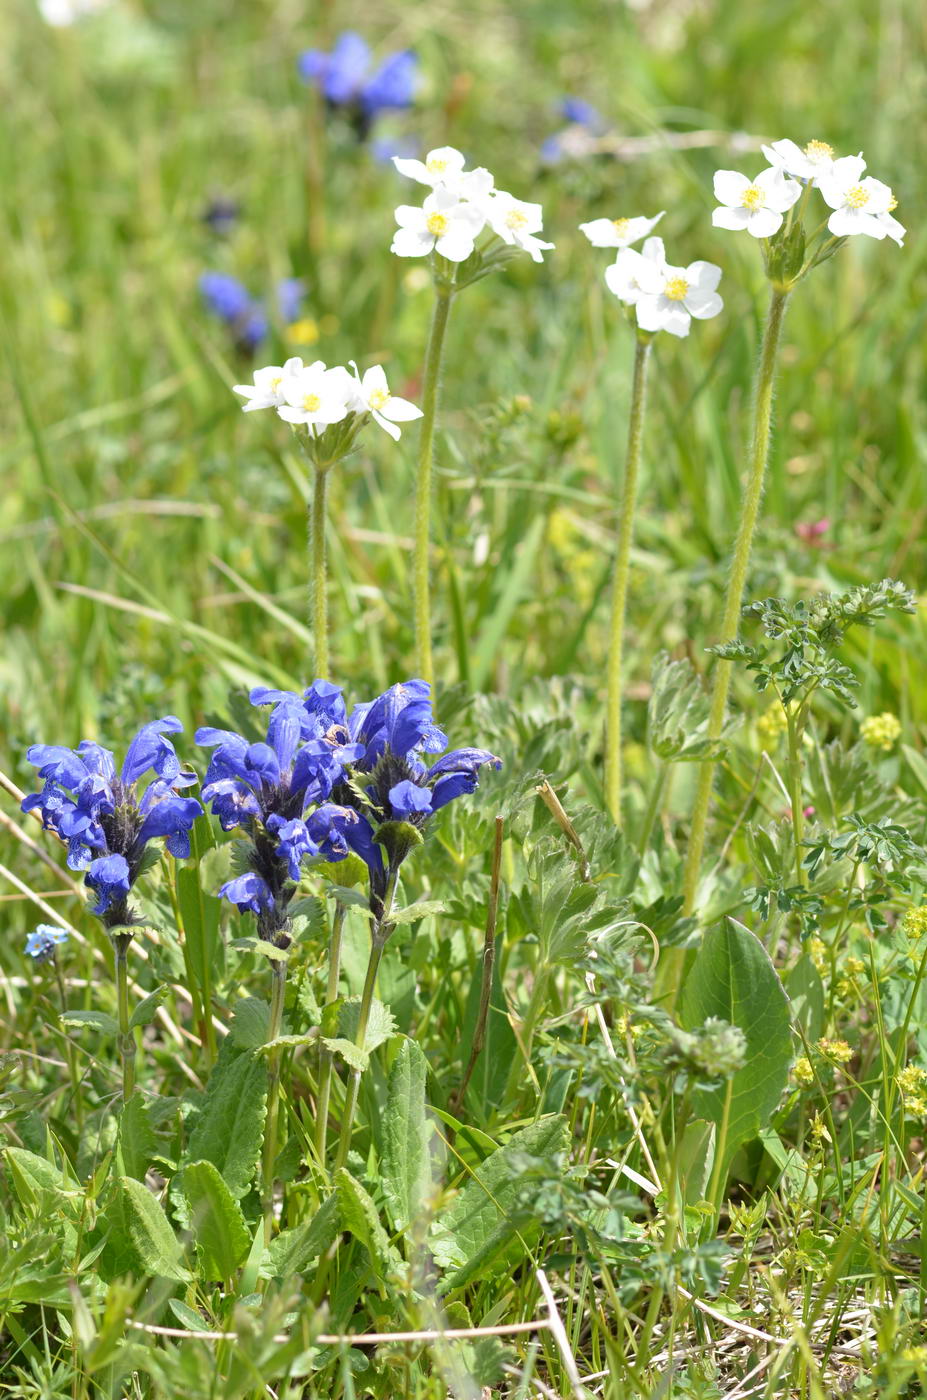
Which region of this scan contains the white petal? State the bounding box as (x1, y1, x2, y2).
(746, 207, 783, 238)
(394, 204, 427, 229)
(713, 170, 751, 206)
(660, 305, 691, 338)
(860, 178, 893, 214)
(684, 260, 722, 292)
(426, 146, 466, 172)
(828, 208, 886, 239)
(756, 168, 801, 212)
(383, 396, 423, 422)
(685, 288, 723, 320)
(712, 205, 751, 231)
(877, 211, 905, 246)
(435, 228, 476, 262)
(762, 139, 805, 175)
(458, 167, 495, 201)
(232, 384, 258, 399)
(604, 261, 636, 303)
(830, 154, 867, 187)
(392, 157, 431, 184)
(579, 217, 621, 247)
(277, 406, 307, 423)
(635, 295, 666, 333)
(641, 236, 667, 268)
(241, 398, 273, 412)
(371, 410, 402, 441)
(391, 227, 433, 258)
(362, 364, 389, 397)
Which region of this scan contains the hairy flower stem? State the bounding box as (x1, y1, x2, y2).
(414, 284, 454, 689)
(604, 335, 652, 823)
(262, 958, 288, 1243)
(785, 707, 807, 887)
(334, 872, 399, 1170)
(113, 937, 136, 1103)
(314, 900, 347, 1166)
(309, 466, 330, 679)
(682, 287, 789, 917)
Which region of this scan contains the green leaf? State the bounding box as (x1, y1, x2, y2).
(459, 954, 516, 1114)
(3, 1147, 81, 1212)
(320, 1037, 368, 1072)
(647, 652, 728, 763)
(185, 1050, 268, 1198)
(431, 1115, 570, 1291)
(786, 953, 825, 1041)
(389, 899, 446, 926)
(60, 1010, 119, 1035)
(263, 1191, 341, 1279)
(680, 919, 792, 1173)
(182, 1160, 250, 1282)
(117, 1176, 190, 1282)
(229, 997, 270, 1049)
(382, 1039, 432, 1234)
(337, 996, 397, 1053)
(176, 839, 222, 997)
(335, 1169, 393, 1277)
(118, 1092, 156, 1181)
(129, 985, 170, 1030)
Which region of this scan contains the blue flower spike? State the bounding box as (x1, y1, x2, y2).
(297, 30, 418, 138)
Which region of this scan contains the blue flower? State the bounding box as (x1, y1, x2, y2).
(23, 718, 202, 927)
(25, 925, 68, 963)
(199, 272, 253, 322)
(561, 97, 603, 128)
(297, 31, 418, 130)
(202, 197, 241, 236)
(277, 277, 305, 325)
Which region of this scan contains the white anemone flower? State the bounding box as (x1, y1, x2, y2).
(349, 363, 424, 441)
(712, 167, 801, 238)
(277, 362, 354, 431)
(604, 236, 668, 306)
(391, 187, 486, 262)
(233, 358, 304, 413)
(635, 256, 723, 339)
(761, 138, 841, 185)
(818, 156, 902, 241)
(392, 146, 469, 191)
(484, 192, 554, 262)
(579, 211, 665, 249)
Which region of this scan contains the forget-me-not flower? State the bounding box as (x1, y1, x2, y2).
(24, 925, 69, 963)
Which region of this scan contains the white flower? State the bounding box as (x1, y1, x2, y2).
(349, 363, 424, 441)
(392, 146, 470, 191)
(604, 236, 668, 306)
(712, 167, 801, 238)
(38, 0, 110, 24)
(761, 138, 840, 184)
(391, 187, 485, 262)
(233, 358, 304, 413)
(818, 155, 902, 242)
(579, 211, 665, 249)
(277, 362, 354, 431)
(484, 192, 554, 263)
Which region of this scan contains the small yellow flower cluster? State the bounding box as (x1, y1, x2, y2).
(792, 1056, 814, 1086)
(836, 954, 867, 998)
(817, 1037, 853, 1064)
(809, 1112, 831, 1143)
(860, 712, 902, 751)
(808, 937, 828, 974)
(898, 1065, 927, 1116)
(902, 907, 927, 942)
(901, 1346, 927, 1364)
(757, 703, 788, 747)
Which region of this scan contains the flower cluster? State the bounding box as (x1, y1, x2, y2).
(200, 273, 306, 353)
(860, 712, 901, 751)
(197, 679, 500, 932)
(298, 32, 418, 137)
(582, 216, 723, 339)
(714, 138, 904, 246)
(233, 357, 423, 445)
(22, 719, 202, 926)
(391, 146, 554, 265)
(24, 925, 69, 963)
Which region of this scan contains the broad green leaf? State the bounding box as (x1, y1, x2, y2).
(117, 1176, 189, 1282)
(4, 1147, 81, 1212)
(389, 899, 446, 926)
(182, 1160, 250, 1281)
(229, 997, 270, 1049)
(60, 1010, 119, 1035)
(431, 1115, 569, 1292)
(185, 1049, 268, 1198)
(129, 986, 170, 1030)
(335, 1169, 393, 1276)
(680, 920, 792, 1173)
(320, 1036, 367, 1071)
(176, 831, 222, 997)
(382, 1039, 432, 1233)
(786, 953, 825, 1041)
(263, 1191, 341, 1278)
(337, 996, 397, 1053)
(118, 1092, 156, 1181)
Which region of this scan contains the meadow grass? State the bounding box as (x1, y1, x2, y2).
(1, 0, 927, 1396)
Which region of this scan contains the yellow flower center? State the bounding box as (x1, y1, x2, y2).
(368, 388, 390, 411)
(742, 185, 765, 211)
(426, 156, 448, 174)
(427, 212, 449, 237)
(887, 195, 898, 211)
(505, 208, 528, 230)
(846, 184, 870, 209)
(612, 217, 630, 236)
(803, 139, 834, 161)
(664, 276, 689, 302)
(269, 375, 283, 391)
(302, 392, 321, 413)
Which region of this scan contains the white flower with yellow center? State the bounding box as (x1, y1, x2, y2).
(579, 211, 665, 249)
(349, 363, 424, 442)
(632, 252, 728, 338)
(391, 187, 486, 263)
(233, 358, 304, 412)
(712, 166, 801, 238)
(818, 155, 902, 242)
(392, 146, 470, 192)
(277, 362, 354, 430)
(604, 236, 668, 306)
(484, 192, 554, 263)
(761, 138, 840, 185)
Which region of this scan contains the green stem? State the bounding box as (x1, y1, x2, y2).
(604, 334, 652, 824)
(637, 759, 669, 858)
(334, 872, 400, 1170)
(413, 285, 453, 688)
(786, 708, 806, 886)
(262, 958, 288, 1243)
(310, 466, 330, 679)
(315, 900, 347, 1167)
(682, 287, 790, 916)
(113, 938, 135, 1104)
